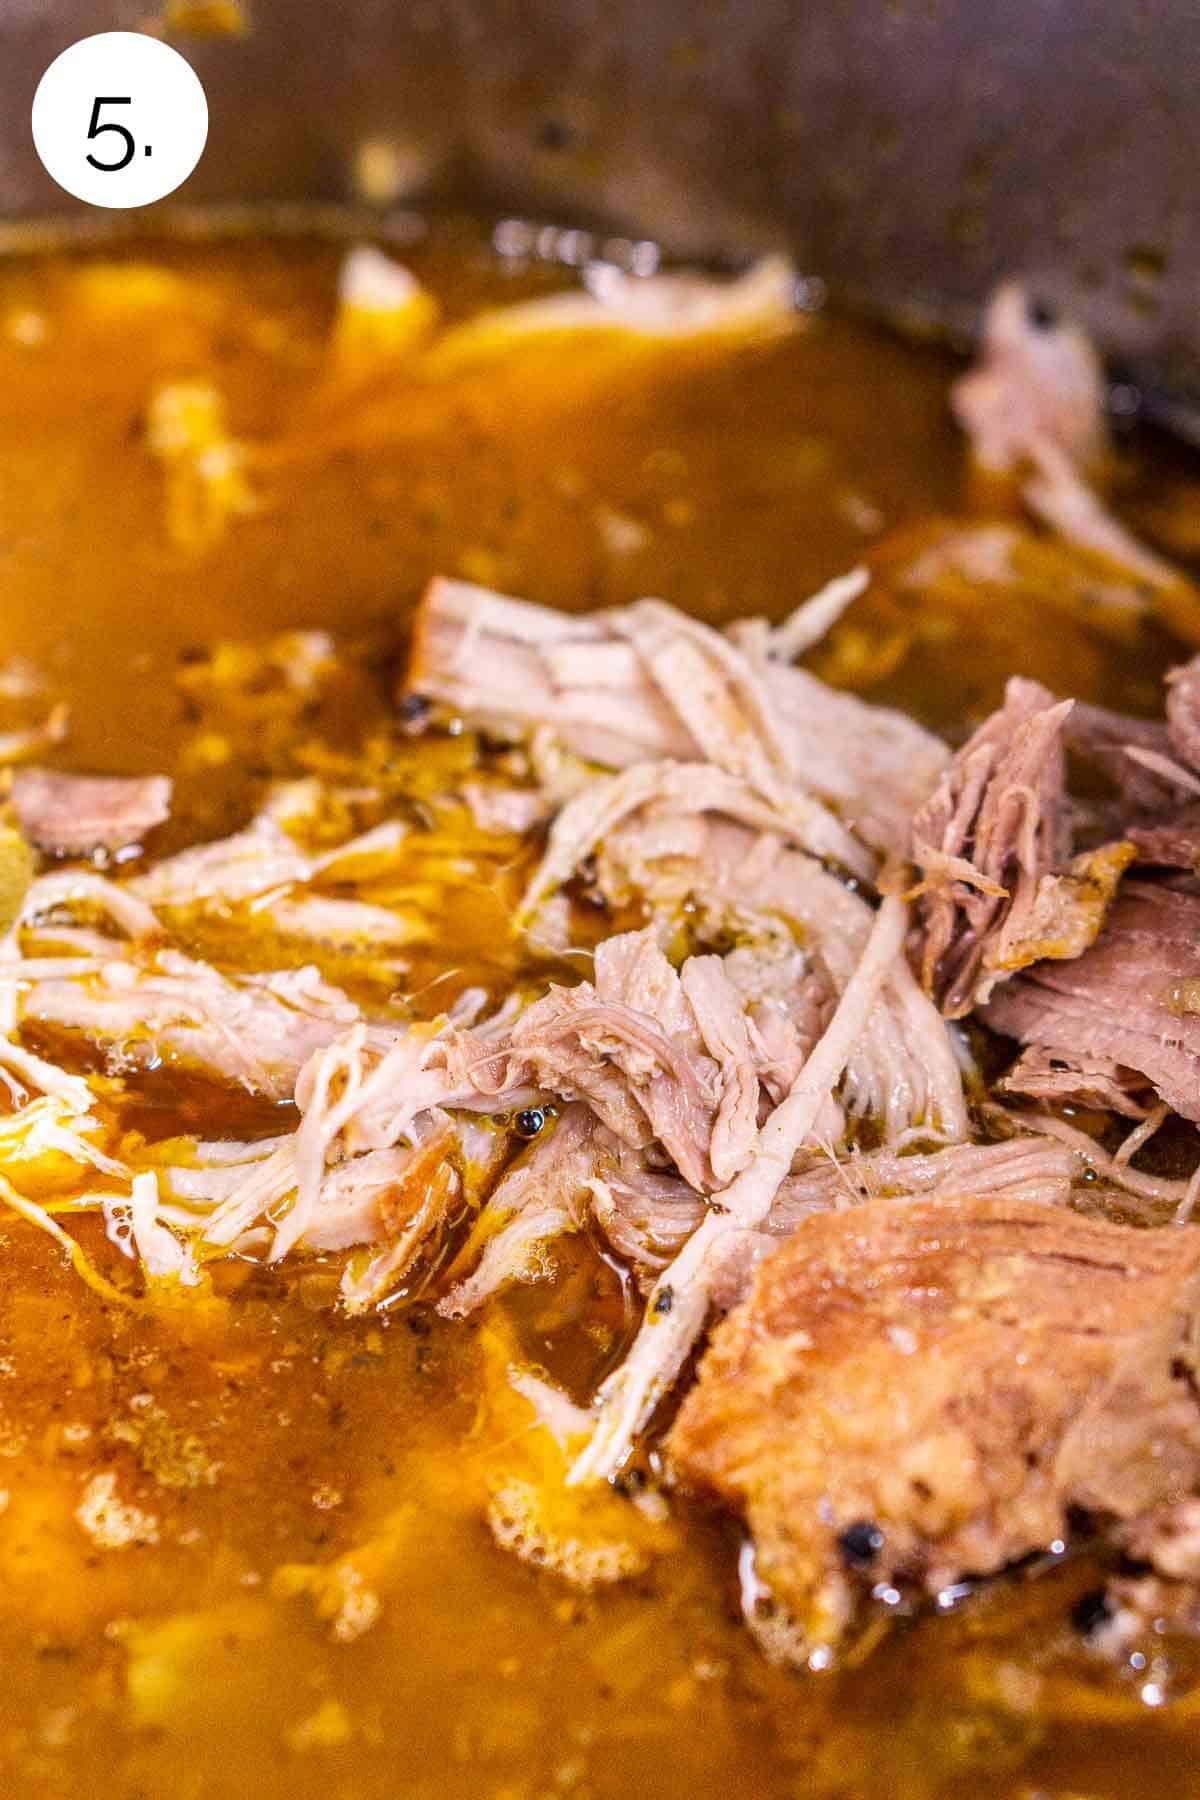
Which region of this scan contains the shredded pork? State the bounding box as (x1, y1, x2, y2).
(910, 677, 1132, 1016)
(406, 578, 947, 871)
(8, 263, 1200, 1681)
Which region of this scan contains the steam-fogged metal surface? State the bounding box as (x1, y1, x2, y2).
(3, 0, 1200, 408)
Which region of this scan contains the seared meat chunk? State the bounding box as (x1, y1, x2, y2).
(669, 1194, 1200, 1662)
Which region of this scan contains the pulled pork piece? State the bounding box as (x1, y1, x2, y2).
(669, 1194, 1200, 1665)
(1066, 699, 1183, 816)
(408, 579, 691, 767)
(1125, 807, 1200, 874)
(338, 1120, 462, 1312)
(439, 928, 734, 1194)
(440, 905, 950, 1323)
(951, 281, 1193, 618)
(424, 255, 800, 371)
(438, 1104, 597, 1317)
(1167, 654, 1200, 772)
(737, 566, 870, 663)
(598, 1136, 1079, 1288)
(128, 816, 313, 908)
(574, 255, 797, 339)
(406, 578, 947, 866)
(154, 1099, 509, 1302)
(18, 950, 359, 1099)
(11, 769, 171, 856)
(1025, 439, 1188, 601)
(911, 676, 1131, 1017)
(999, 1045, 1158, 1119)
(157, 1136, 299, 1250)
(1062, 657, 1200, 872)
(520, 757, 871, 914)
(17, 867, 163, 944)
(117, 800, 423, 973)
(104, 1171, 200, 1288)
(328, 245, 439, 374)
(951, 282, 1109, 480)
(460, 779, 546, 836)
(146, 379, 256, 551)
(985, 880, 1200, 1124)
(259, 894, 424, 955)
(338, 1114, 509, 1310)
(990, 840, 1134, 967)
(451, 859, 962, 1225)
(600, 814, 967, 1147)
(298, 1144, 444, 1254)
(569, 894, 913, 1487)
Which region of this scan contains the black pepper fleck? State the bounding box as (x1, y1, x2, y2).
(838, 1519, 885, 1568)
(397, 691, 432, 729)
(1071, 1587, 1114, 1637)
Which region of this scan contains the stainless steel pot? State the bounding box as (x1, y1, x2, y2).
(5, 2, 1200, 415)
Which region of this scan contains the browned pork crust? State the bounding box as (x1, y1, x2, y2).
(670, 1194, 1200, 1660)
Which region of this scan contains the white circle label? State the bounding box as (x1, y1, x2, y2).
(32, 33, 208, 210)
